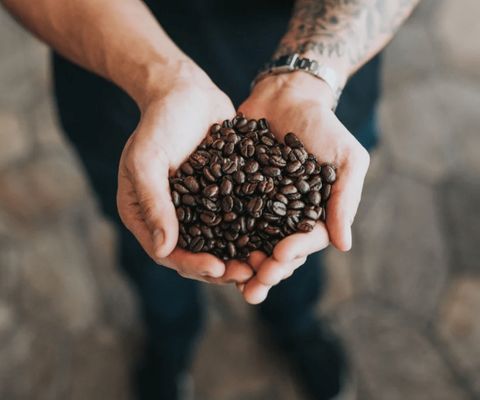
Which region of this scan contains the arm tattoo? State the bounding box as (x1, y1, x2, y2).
(276, 0, 420, 74)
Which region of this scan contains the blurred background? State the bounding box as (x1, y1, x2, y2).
(0, 0, 479, 399)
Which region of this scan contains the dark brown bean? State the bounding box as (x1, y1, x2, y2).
(190, 236, 205, 253)
(272, 201, 287, 216)
(297, 219, 316, 233)
(220, 178, 233, 195)
(321, 165, 336, 183)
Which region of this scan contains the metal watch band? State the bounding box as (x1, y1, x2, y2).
(252, 53, 343, 110)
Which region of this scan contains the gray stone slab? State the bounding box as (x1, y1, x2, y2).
(379, 79, 455, 183)
(438, 277, 480, 397)
(434, 0, 480, 79)
(334, 299, 469, 400)
(382, 21, 438, 93)
(0, 151, 89, 221)
(0, 111, 32, 169)
(352, 174, 449, 320)
(440, 174, 480, 274)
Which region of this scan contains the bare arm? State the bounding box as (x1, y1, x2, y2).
(275, 0, 420, 91)
(1, 0, 205, 107)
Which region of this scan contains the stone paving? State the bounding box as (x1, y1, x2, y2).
(0, 0, 479, 399)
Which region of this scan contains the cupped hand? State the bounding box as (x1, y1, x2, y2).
(238, 72, 370, 303)
(117, 70, 253, 284)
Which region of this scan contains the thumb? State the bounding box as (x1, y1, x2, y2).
(130, 150, 179, 259)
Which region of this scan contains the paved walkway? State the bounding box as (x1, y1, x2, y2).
(0, 0, 479, 399)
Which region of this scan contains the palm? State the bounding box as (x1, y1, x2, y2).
(117, 85, 253, 283)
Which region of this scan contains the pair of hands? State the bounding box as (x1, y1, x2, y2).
(117, 69, 370, 304)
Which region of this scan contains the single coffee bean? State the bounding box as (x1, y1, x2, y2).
(304, 160, 316, 175)
(321, 183, 332, 201)
(220, 178, 233, 195)
(188, 225, 202, 237)
(236, 234, 250, 248)
(297, 219, 316, 233)
(304, 209, 318, 220)
(321, 165, 336, 184)
(221, 196, 234, 212)
(182, 194, 196, 206)
(173, 182, 189, 194)
(247, 197, 264, 217)
(308, 191, 321, 206)
(233, 170, 246, 184)
(272, 201, 287, 216)
(223, 142, 235, 156)
(184, 176, 200, 193)
(263, 166, 281, 177)
(203, 167, 216, 182)
(308, 175, 323, 190)
(281, 184, 298, 195)
(289, 200, 305, 210)
(275, 193, 289, 205)
(227, 242, 237, 258)
(244, 159, 259, 174)
(286, 160, 302, 174)
(203, 184, 219, 198)
(172, 191, 181, 207)
(223, 212, 238, 222)
(225, 231, 239, 242)
(270, 155, 287, 167)
(295, 179, 310, 194)
(180, 161, 194, 175)
(258, 118, 269, 130)
(189, 152, 209, 169)
(210, 123, 222, 134)
(284, 132, 303, 148)
(211, 163, 223, 178)
(190, 236, 205, 253)
(212, 139, 225, 150)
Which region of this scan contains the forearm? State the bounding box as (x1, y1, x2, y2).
(1, 0, 207, 107)
(276, 0, 420, 86)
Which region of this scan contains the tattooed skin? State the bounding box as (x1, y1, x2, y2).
(276, 0, 420, 76)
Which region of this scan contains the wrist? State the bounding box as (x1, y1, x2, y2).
(252, 71, 338, 111)
(132, 58, 215, 111)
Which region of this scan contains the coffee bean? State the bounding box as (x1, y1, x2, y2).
(286, 160, 302, 174)
(281, 184, 298, 195)
(297, 219, 316, 233)
(263, 166, 281, 177)
(284, 132, 303, 148)
(182, 194, 196, 206)
(321, 165, 336, 184)
(172, 191, 181, 207)
(221, 196, 234, 212)
(295, 180, 310, 194)
(308, 190, 321, 206)
(190, 236, 205, 253)
(244, 159, 259, 174)
(321, 184, 331, 201)
(272, 201, 287, 216)
(289, 200, 305, 210)
(170, 115, 337, 260)
(220, 178, 233, 195)
(247, 197, 264, 217)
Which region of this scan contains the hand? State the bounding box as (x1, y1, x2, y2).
(238, 72, 370, 304)
(117, 65, 254, 284)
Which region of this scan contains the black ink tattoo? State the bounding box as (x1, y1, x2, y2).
(275, 0, 420, 74)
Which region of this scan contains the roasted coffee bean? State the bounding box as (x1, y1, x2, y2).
(184, 176, 200, 193)
(284, 132, 303, 148)
(321, 165, 336, 183)
(272, 201, 287, 216)
(295, 180, 310, 194)
(281, 184, 298, 195)
(190, 236, 205, 253)
(182, 194, 196, 206)
(321, 183, 332, 201)
(203, 167, 216, 182)
(220, 178, 233, 195)
(244, 159, 259, 174)
(247, 197, 264, 217)
(180, 161, 194, 175)
(304, 209, 318, 220)
(233, 170, 246, 184)
(223, 212, 238, 222)
(263, 166, 281, 177)
(170, 115, 337, 259)
(221, 196, 234, 212)
(297, 219, 316, 233)
(172, 191, 181, 207)
(289, 200, 305, 210)
(286, 160, 302, 174)
(308, 190, 321, 206)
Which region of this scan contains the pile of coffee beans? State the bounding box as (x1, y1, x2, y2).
(169, 114, 336, 260)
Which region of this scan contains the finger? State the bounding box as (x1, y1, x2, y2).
(243, 280, 270, 305)
(327, 152, 369, 251)
(126, 145, 179, 259)
(211, 259, 254, 284)
(255, 256, 307, 287)
(162, 248, 225, 280)
(247, 250, 268, 272)
(273, 223, 330, 262)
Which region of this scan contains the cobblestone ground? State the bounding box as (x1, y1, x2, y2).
(0, 0, 479, 399)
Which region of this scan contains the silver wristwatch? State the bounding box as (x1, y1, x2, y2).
(252, 53, 343, 110)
